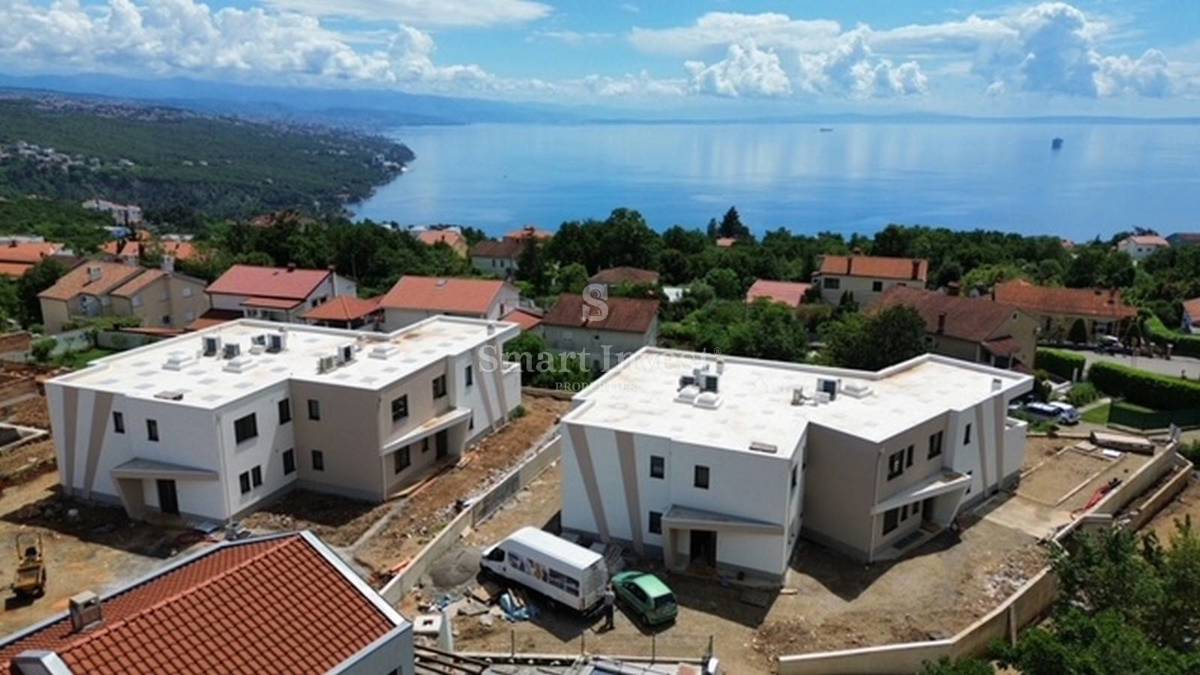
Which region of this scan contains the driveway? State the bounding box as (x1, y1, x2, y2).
(1076, 350, 1200, 380)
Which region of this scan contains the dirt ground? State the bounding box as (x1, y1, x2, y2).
(240, 489, 394, 548)
(1146, 475, 1200, 544)
(1018, 449, 1115, 506)
(414, 461, 1046, 674)
(1021, 436, 1072, 473)
(356, 395, 570, 582)
(2, 397, 51, 431)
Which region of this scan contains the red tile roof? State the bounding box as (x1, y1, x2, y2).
(0, 263, 35, 278)
(542, 294, 659, 334)
(819, 255, 929, 282)
(877, 287, 1021, 343)
(241, 296, 304, 310)
(0, 533, 401, 675)
(206, 265, 331, 301)
(38, 262, 144, 302)
(0, 241, 62, 265)
(416, 230, 467, 253)
(303, 296, 381, 322)
(109, 269, 166, 298)
(379, 276, 511, 315)
(471, 239, 524, 259)
(103, 239, 200, 262)
(502, 307, 543, 331)
(1182, 297, 1200, 325)
(186, 308, 244, 331)
(993, 280, 1137, 320)
(589, 267, 660, 286)
(1124, 234, 1169, 247)
(746, 280, 811, 308)
(505, 226, 553, 241)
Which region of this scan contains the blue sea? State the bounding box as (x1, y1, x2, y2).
(354, 122, 1200, 241)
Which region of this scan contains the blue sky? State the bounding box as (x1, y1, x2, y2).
(1, 0, 1197, 115)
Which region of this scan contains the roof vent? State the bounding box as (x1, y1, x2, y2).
(369, 344, 398, 360)
(841, 382, 872, 399)
(154, 390, 185, 401)
(674, 384, 700, 404)
(69, 591, 102, 632)
(694, 391, 722, 409)
(202, 335, 221, 357)
(749, 441, 778, 454)
(86, 266, 102, 282)
(338, 344, 354, 364)
(817, 377, 840, 401)
(791, 387, 806, 406)
(317, 355, 337, 373)
(222, 343, 240, 360)
(222, 356, 256, 374)
(162, 351, 196, 371)
(266, 332, 286, 354)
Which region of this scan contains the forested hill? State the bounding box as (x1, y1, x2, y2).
(0, 92, 413, 219)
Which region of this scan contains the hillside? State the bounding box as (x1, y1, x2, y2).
(0, 93, 413, 219)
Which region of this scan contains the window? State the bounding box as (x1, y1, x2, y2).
(392, 395, 409, 422)
(422, 437, 431, 453)
(872, 280, 884, 292)
(182, 286, 193, 298)
(905, 444, 914, 467)
(311, 450, 325, 472)
(239, 471, 251, 495)
(883, 507, 899, 535)
(823, 277, 840, 290)
(395, 447, 411, 474)
(132, 294, 143, 308)
(900, 504, 909, 520)
(308, 399, 321, 421)
(465, 365, 473, 387)
(112, 411, 125, 434)
(432, 374, 447, 398)
(649, 511, 663, 535)
(161, 315, 171, 325)
(964, 423, 972, 445)
(282, 449, 296, 475)
(912, 500, 921, 516)
(791, 465, 798, 490)
(251, 466, 262, 487)
(650, 455, 665, 479)
(278, 398, 291, 424)
(887, 450, 905, 480)
(694, 465, 710, 490)
(928, 431, 943, 459)
(234, 414, 258, 444)
(146, 419, 159, 442)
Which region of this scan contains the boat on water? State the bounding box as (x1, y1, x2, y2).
(819, 127, 834, 132)
(1051, 137, 1064, 150)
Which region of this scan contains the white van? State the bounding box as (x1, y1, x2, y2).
(480, 527, 609, 612)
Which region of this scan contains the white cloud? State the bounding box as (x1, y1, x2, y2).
(529, 30, 614, 46)
(262, 0, 551, 28)
(577, 71, 686, 97)
(684, 43, 792, 98)
(795, 30, 927, 97)
(630, 12, 842, 57)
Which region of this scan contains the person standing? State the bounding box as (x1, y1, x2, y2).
(602, 584, 616, 631)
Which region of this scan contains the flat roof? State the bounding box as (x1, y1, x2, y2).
(564, 348, 1032, 455)
(51, 316, 518, 410)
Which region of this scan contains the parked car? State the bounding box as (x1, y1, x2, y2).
(1023, 401, 1080, 425)
(611, 571, 678, 626)
(1096, 335, 1130, 355)
(480, 527, 609, 612)
(1045, 401, 1081, 424)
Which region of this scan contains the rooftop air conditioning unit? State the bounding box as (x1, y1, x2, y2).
(266, 333, 286, 354)
(202, 336, 221, 357)
(339, 344, 354, 364)
(222, 343, 240, 360)
(748, 441, 778, 454)
(674, 384, 701, 404)
(817, 377, 839, 401)
(251, 335, 267, 346)
(791, 387, 806, 406)
(154, 390, 185, 401)
(317, 355, 337, 373)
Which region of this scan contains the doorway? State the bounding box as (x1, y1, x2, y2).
(689, 530, 717, 568)
(435, 429, 449, 459)
(156, 479, 179, 515)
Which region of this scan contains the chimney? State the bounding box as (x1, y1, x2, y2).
(845, 257, 852, 274)
(991, 377, 1002, 392)
(69, 591, 102, 632)
(87, 266, 102, 282)
(911, 260, 921, 280)
(328, 265, 336, 295)
(7, 239, 16, 248)
(161, 255, 175, 273)
(287, 262, 296, 272)
(936, 313, 946, 334)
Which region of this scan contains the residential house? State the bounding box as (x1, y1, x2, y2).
(1166, 233, 1200, 247)
(378, 276, 520, 330)
(589, 267, 660, 289)
(993, 280, 1137, 343)
(560, 349, 1031, 580)
(0, 532, 412, 675)
(416, 229, 468, 257)
(205, 264, 357, 324)
(505, 225, 553, 242)
(470, 238, 524, 278)
(813, 255, 929, 308)
(0, 240, 64, 278)
(878, 287, 1037, 370)
(38, 261, 209, 334)
(303, 296, 383, 330)
(82, 198, 142, 226)
(103, 234, 200, 266)
(1117, 234, 1169, 262)
(715, 237, 737, 248)
(502, 307, 544, 333)
(746, 280, 812, 310)
(1182, 297, 1200, 334)
(541, 294, 659, 372)
(44, 317, 522, 522)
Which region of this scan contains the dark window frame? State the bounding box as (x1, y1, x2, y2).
(883, 507, 899, 535)
(928, 431, 944, 459)
(823, 277, 840, 290)
(887, 450, 904, 480)
(694, 465, 710, 490)
(234, 413, 258, 444)
(465, 365, 474, 387)
(432, 374, 447, 398)
(311, 449, 325, 472)
(282, 449, 296, 475)
(251, 466, 263, 487)
(392, 395, 409, 422)
(112, 411, 125, 434)
(905, 444, 914, 467)
(239, 471, 251, 495)
(872, 280, 884, 292)
(307, 399, 321, 421)
(146, 419, 159, 442)
(278, 398, 292, 424)
(964, 423, 972, 445)
(649, 510, 663, 535)
(650, 455, 665, 479)
(395, 446, 411, 474)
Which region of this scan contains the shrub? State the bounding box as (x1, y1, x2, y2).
(30, 338, 55, 363)
(1067, 317, 1089, 345)
(1035, 348, 1086, 381)
(1088, 361, 1200, 410)
(510, 405, 527, 419)
(1181, 439, 1200, 467)
(1066, 382, 1100, 407)
(1144, 315, 1200, 359)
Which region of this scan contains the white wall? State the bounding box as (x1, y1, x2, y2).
(816, 275, 921, 307)
(216, 383, 298, 516)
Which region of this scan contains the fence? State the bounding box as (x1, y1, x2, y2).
(777, 444, 1187, 675)
(380, 434, 562, 604)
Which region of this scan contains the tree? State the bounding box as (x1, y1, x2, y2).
(30, 338, 54, 363)
(16, 259, 67, 327)
(820, 306, 926, 370)
(717, 207, 751, 240)
(704, 268, 743, 300)
(1068, 318, 1089, 345)
(556, 263, 589, 295)
(516, 239, 550, 296)
(919, 657, 993, 675)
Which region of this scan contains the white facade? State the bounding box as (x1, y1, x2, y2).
(1117, 236, 1168, 262)
(542, 322, 659, 371)
(46, 317, 521, 522)
(814, 273, 921, 308)
(560, 349, 1032, 580)
(471, 254, 518, 278)
(209, 273, 357, 323)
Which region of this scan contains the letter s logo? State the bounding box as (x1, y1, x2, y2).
(582, 283, 609, 322)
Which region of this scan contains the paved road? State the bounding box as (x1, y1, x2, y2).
(1078, 349, 1200, 380)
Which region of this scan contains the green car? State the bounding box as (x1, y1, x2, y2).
(611, 571, 678, 625)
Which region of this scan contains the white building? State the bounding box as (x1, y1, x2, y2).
(45, 317, 522, 523)
(813, 255, 929, 308)
(1117, 234, 1170, 262)
(560, 349, 1031, 581)
(378, 276, 520, 331)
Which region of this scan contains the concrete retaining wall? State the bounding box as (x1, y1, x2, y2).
(381, 434, 562, 603)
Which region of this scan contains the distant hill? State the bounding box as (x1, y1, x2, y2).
(0, 92, 413, 219)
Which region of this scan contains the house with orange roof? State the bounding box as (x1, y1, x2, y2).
(470, 238, 525, 278)
(415, 228, 468, 257)
(1183, 297, 1200, 335)
(379, 276, 520, 330)
(0, 531, 412, 675)
(813, 254, 929, 308)
(993, 279, 1137, 343)
(302, 295, 382, 330)
(205, 264, 357, 324)
(589, 267, 660, 289)
(746, 279, 812, 310)
(502, 307, 543, 332)
(878, 287, 1037, 370)
(103, 234, 201, 266)
(0, 240, 64, 278)
(1116, 234, 1169, 262)
(505, 225, 554, 242)
(541, 294, 660, 371)
(38, 260, 209, 334)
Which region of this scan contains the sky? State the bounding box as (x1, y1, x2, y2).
(1, 0, 1197, 116)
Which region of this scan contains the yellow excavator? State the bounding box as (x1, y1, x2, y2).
(12, 533, 46, 599)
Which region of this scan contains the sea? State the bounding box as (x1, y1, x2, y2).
(353, 122, 1200, 241)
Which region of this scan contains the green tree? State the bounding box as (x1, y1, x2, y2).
(703, 268, 743, 300)
(717, 206, 751, 240)
(919, 657, 993, 675)
(30, 338, 55, 363)
(1068, 318, 1089, 345)
(820, 306, 926, 370)
(16, 259, 67, 327)
(516, 239, 550, 296)
(556, 263, 589, 295)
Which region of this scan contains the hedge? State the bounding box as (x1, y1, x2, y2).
(1145, 315, 1200, 359)
(1035, 348, 1086, 381)
(1108, 402, 1200, 430)
(1088, 361, 1200, 411)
